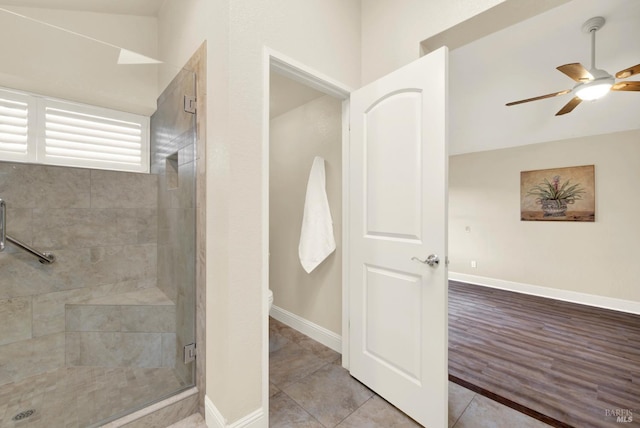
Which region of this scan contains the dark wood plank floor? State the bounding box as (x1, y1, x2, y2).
(448, 280, 640, 428)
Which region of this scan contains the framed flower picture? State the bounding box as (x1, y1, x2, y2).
(521, 165, 595, 222)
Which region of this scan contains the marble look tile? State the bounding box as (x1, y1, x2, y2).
(269, 392, 324, 428)
(157, 245, 178, 302)
(161, 333, 177, 368)
(73, 332, 163, 368)
(269, 332, 290, 353)
(337, 395, 421, 427)
(0, 246, 155, 300)
(269, 318, 340, 364)
(167, 412, 206, 428)
(270, 317, 305, 341)
(32, 209, 126, 249)
(449, 381, 476, 427)
(31, 208, 157, 249)
(66, 305, 121, 332)
(282, 362, 373, 427)
(90, 169, 157, 209)
(297, 335, 341, 363)
(453, 394, 551, 428)
(0, 162, 90, 209)
(65, 332, 81, 366)
(174, 157, 196, 209)
(0, 253, 79, 299)
(117, 389, 198, 428)
(0, 333, 65, 386)
(136, 208, 159, 244)
(2, 208, 32, 253)
(32, 279, 156, 337)
(178, 139, 196, 166)
(90, 244, 157, 283)
(0, 297, 31, 346)
(0, 366, 186, 428)
(269, 338, 328, 389)
(121, 305, 176, 332)
(157, 208, 179, 244)
(81, 286, 172, 306)
(269, 382, 281, 397)
(174, 294, 194, 384)
(151, 70, 196, 149)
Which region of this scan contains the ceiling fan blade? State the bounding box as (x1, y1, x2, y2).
(615, 64, 640, 79)
(506, 89, 572, 106)
(611, 81, 640, 91)
(556, 96, 582, 116)
(557, 63, 593, 82)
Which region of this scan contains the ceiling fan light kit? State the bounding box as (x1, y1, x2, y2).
(575, 77, 613, 101)
(506, 16, 640, 115)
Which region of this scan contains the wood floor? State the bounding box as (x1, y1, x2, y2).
(448, 280, 640, 428)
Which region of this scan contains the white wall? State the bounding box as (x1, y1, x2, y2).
(449, 130, 640, 305)
(158, 0, 360, 424)
(0, 6, 159, 114)
(270, 95, 343, 335)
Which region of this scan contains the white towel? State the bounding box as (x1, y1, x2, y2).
(299, 156, 336, 273)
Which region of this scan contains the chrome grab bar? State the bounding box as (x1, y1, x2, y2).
(0, 198, 5, 251)
(0, 198, 55, 264)
(6, 235, 55, 264)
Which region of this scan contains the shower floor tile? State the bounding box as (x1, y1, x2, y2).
(0, 366, 186, 428)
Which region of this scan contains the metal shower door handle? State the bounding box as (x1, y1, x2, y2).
(411, 254, 440, 266)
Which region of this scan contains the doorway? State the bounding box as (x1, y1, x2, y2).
(268, 72, 343, 346)
(263, 50, 352, 413)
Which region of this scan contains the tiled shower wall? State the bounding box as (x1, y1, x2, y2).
(0, 162, 158, 386)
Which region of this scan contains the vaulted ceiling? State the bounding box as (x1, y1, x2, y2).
(0, 0, 162, 16)
(449, 0, 640, 154)
(3, 0, 639, 156)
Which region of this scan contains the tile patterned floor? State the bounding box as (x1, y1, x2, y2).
(269, 317, 551, 428)
(168, 413, 207, 428)
(0, 366, 185, 428)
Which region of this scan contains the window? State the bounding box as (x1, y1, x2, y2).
(0, 87, 149, 173)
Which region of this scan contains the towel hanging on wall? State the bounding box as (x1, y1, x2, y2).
(298, 156, 336, 273)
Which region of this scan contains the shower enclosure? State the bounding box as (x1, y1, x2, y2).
(0, 5, 200, 427)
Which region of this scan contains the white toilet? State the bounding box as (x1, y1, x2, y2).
(267, 289, 274, 313)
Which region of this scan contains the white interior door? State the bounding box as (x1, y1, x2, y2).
(349, 47, 448, 427)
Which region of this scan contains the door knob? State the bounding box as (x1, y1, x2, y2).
(411, 254, 439, 266)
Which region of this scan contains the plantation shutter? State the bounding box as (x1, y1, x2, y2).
(0, 87, 149, 173)
(41, 100, 149, 172)
(0, 90, 35, 162)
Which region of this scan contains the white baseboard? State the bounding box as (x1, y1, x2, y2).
(449, 272, 640, 315)
(270, 305, 342, 353)
(204, 396, 226, 428)
(205, 396, 265, 428)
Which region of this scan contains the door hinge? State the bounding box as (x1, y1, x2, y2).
(184, 343, 196, 364)
(184, 95, 197, 114)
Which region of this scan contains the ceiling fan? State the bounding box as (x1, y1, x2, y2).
(506, 16, 640, 116)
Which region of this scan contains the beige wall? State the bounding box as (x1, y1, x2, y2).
(155, 0, 593, 424)
(158, 0, 360, 423)
(449, 129, 640, 303)
(269, 95, 343, 335)
(0, 6, 159, 115)
(360, 0, 507, 84)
